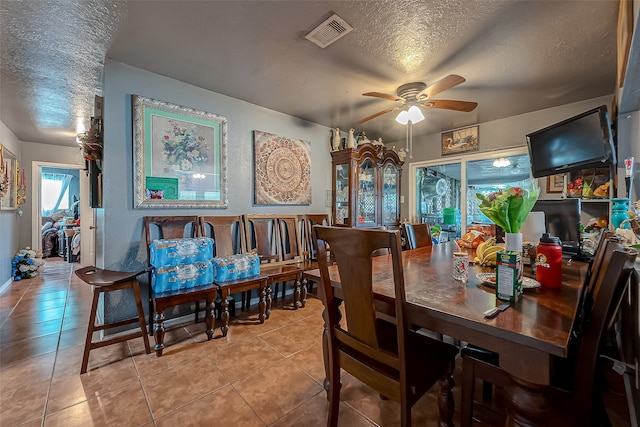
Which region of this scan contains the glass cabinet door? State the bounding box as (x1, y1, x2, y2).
(357, 157, 376, 227)
(334, 163, 350, 225)
(382, 163, 399, 226)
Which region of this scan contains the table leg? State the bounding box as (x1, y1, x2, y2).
(205, 293, 215, 340)
(437, 360, 455, 427)
(266, 283, 273, 319)
(259, 282, 266, 323)
(505, 376, 551, 426)
(153, 310, 165, 357)
(300, 276, 307, 308)
(294, 278, 301, 309)
(220, 290, 230, 337)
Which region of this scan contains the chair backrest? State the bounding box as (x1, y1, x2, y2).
(143, 216, 199, 260)
(277, 215, 302, 261)
(572, 245, 637, 425)
(199, 215, 245, 257)
(243, 214, 280, 263)
(403, 223, 432, 249)
(313, 225, 408, 401)
(299, 214, 329, 260)
(573, 231, 619, 338)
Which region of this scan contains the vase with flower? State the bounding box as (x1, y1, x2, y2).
(476, 178, 540, 251)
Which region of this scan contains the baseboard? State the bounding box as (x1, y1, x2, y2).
(0, 277, 13, 295)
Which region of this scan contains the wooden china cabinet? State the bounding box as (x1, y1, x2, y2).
(331, 143, 404, 228)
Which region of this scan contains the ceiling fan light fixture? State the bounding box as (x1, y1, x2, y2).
(493, 157, 511, 168)
(395, 110, 410, 125)
(407, 105, 425, 123)
(395, 105, 424, 125)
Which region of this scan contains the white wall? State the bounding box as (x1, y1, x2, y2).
(398, 95, 615, 219)
(18, 141, 85, 251)
(0, 121, 21, 285)
(101, 60, 333, 272)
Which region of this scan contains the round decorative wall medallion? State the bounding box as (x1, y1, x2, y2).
(253, 131, 311, 205)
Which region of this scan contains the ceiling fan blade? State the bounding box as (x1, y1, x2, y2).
(363, 92, 404, 102)
(421, 99, 478, 112)
(356, 108, 396, 124)
(417, 74, 466, 100)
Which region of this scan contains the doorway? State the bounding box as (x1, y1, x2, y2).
(31, 161, 96, 266)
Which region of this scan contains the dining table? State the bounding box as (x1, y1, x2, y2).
(303, 241, 590, 427)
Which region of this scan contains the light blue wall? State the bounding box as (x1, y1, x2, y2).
(101, 60, 332, 272)
(0, 121, 21, 286)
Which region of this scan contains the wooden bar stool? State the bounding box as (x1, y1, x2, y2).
(75, 266, 151, 374)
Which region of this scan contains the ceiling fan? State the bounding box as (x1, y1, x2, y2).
(356, 74, 477, 124)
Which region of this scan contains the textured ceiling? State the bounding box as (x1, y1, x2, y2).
(0, 0, 628, 148)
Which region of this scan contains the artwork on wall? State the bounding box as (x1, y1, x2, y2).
(253, 130, 311, 205)
(546, 174, 564, 193)
(132, 95, 227, 208)
(441, 125, 479, 156)
(0, 144, 17, 210)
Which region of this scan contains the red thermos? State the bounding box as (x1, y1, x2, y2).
(535, 233, 562, 289)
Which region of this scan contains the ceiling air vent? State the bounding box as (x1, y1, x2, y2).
(305, 13, 353, 48)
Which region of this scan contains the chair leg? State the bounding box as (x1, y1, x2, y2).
(327, 363, 341, 427)
(461, 356, 476, 427)
(131, 282, 151, 355)
(437, 360, 455, 427)
(81, 289, 101, 374)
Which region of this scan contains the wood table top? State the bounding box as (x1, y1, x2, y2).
(304, 242, 589, 360)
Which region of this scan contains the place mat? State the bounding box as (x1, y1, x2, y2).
(476, 273, 541, 290)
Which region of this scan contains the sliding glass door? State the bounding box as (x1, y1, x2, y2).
(409, 148, 531, 241)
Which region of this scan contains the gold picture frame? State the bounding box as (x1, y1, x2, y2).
(546, 174, 564, 193)
(441, 125, 479, 156)
(0, 145, 17, 210)
(132, 95, 228, 209)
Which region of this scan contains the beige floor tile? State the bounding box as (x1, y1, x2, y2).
(339, 373, 401, 427)
(44, 382, 152, 427)
(0, 317, 63, 344)
(0, 351, 56, 393)
(0, 333, 60, 364)
(234, 358, 323, 425)
(287, 344, 326, 385)
(0, 377, 50, 426)
(142, 355, 228, 418)
(133, 340, 209, 379)
(269, 391, 377, 427)
(258, 320, 323, 357)
(155, 384, 264, 427)
(47, 358, 139, 413)
(209, 337, 284, 382)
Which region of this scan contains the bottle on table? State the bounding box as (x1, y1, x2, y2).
(535, 233, 562, 289)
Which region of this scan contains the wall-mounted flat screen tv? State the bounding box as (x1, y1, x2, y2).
(526, 105, 616, 178)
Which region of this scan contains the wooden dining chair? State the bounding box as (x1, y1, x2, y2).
(313, 226, 459, 427)
(460, 241, 638, 427)
(143, 216, 199, 329)
(242, 215, 280, 309)
(403, 222, 432, 249)
(199, 215, 246, 316)
(300, 213, 330, 260)
(461, 229, 619, 412)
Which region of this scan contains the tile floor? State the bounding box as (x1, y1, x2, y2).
(0, 259, 631, 426)
(0, 259, 458, 426)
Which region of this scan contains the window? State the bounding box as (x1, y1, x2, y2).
(409, 148, 532, 237)
(41, 173, 73, 216)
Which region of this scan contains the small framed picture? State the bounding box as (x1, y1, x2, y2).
(546, 174, 564, 193)
(441, 125, 479, 156)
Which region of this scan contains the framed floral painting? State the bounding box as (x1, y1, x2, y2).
(132, 95, 227, 208)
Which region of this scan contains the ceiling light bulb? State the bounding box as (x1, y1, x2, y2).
(395, 110, 410, 125)
(406, 105, 425, 123)
(493, 157, 511, 168)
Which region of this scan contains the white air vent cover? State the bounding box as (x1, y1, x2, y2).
(305, 13, 353, 48)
